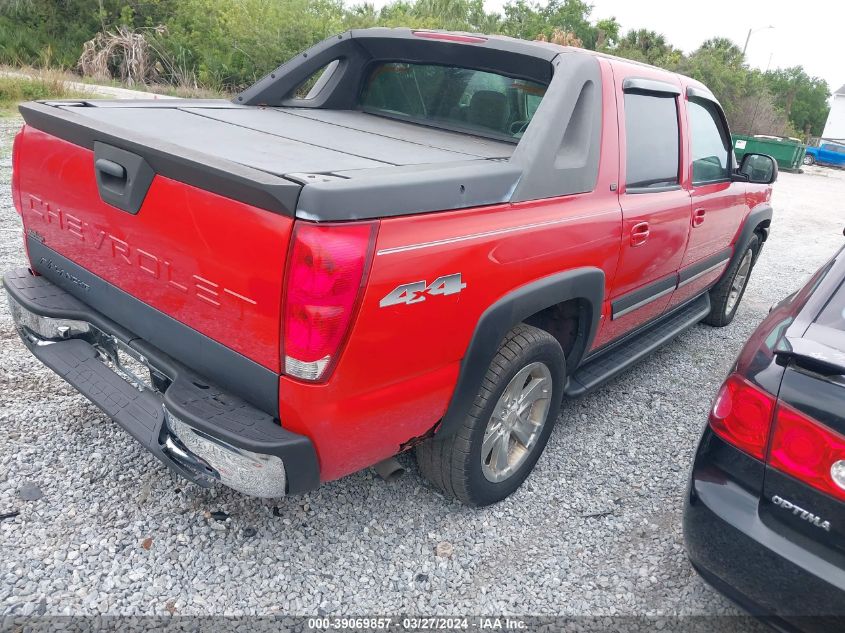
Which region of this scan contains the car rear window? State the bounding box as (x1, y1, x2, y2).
(359, 62, 547, 141)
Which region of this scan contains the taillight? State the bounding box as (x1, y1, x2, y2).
(412, 31, 487, 43)
(282, 220, 377, 382)
(11, 126, 23, 215)
(10, 125, 34, 268)
(769, 403, 845, 502)
(708, 374, 776, 460)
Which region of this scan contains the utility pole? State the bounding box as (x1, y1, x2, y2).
(742, 28, 753, 56)
(743, 25, 774, 57)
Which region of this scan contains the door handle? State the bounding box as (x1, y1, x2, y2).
(693, 208, 706, 227)
(95, 158, 126, 180)
(630, 221, 650, 247)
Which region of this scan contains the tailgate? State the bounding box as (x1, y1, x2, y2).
(14, 119, 294, 375)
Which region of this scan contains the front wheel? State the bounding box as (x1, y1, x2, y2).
(415, 324, 564, 506)
(704, 234, 760, 327)
(803, 153, 815, 166)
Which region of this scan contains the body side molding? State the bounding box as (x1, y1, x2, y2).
(436, 267, 604, 438)
(678, 247, 732, 288)
(611, 273, 677, 320)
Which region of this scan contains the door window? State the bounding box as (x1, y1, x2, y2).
(689, 99, 731, 184)
(624, 92, 680, 190)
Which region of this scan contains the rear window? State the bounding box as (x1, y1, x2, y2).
(360, 62, 547, 141)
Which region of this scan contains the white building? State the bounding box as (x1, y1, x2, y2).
(822, 84, 845, 142)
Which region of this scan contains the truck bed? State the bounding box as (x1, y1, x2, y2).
(46, 100, 513, 174)
(22, 99, 519, 219)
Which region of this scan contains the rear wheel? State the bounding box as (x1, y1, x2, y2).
(803, 153, 815, 166)
(704, 234, 760, 327)
(415, 324, 564, 506)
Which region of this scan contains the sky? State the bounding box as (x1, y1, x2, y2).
(359, 0, 845, 94)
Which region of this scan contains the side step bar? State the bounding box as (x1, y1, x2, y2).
(565, 294, 711, 397)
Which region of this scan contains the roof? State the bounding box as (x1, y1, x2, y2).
(836, 84, 845, 96)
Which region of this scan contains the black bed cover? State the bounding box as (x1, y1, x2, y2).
(20, 99, 521, 220)
(66, 99, 513, 174)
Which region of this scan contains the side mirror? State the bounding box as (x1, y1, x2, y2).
(739, 153, 778, 184)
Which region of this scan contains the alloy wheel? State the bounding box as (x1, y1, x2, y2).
(725, 249, 753, 316)
(481, 362, 553, 483)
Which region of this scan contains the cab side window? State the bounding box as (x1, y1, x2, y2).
(688, 98, 731, 184)
(624, 92, 680, 190)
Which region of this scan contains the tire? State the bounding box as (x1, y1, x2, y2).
(415, 324, 564, 506)
(803, 154, 815, 166)
(704, 234, 760, 327)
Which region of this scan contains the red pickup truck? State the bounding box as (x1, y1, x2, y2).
(5, 29, 777, 506)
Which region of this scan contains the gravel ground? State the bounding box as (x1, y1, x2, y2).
(1, 115, 843, 620)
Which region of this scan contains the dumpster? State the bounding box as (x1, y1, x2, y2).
(732, 134, 806, 172)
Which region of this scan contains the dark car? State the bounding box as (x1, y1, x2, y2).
(684, 244, 845, 631)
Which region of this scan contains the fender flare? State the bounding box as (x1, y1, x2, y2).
(730, 202, 773, 270)
(436, 267, 605, 438)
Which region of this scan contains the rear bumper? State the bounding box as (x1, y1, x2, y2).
(684, 460, 845, 632)
(3, 268, 320, 497)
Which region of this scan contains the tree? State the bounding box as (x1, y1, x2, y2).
(612, 29, 679, 66)
(731, 91, 794, 137)
(675, 38, 751, 128)
(501, 0, 596, 46)
(672, 38, 800, 137)
(763, 67, 830, 136)
(594, 17, 620, 50)
(0, 0, 833, 135)
(697, 37, 744, 67)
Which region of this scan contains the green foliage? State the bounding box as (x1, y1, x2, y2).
(666, 37, 829, 137)
(501, 0, 595, 45)
(155, 0, 346, 89)
(345, 0, 500, 34)
(612, 29, 681, 67)
(0, 0, 831, 135)
(763, 67, 830, 136)
(594, 17, 620, 49)
(0, 74, 90, 117)
(675, 38, 751, 127)
(0, 1, 180, 67)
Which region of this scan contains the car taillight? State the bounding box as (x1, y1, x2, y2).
(708, 374, 776, 460)
(412, 31, 488, 43)
(768, 403, 845, 502)
(282, 220, 377, 382)
(11, 127, 23, 215)
(10, 126, 35, 268)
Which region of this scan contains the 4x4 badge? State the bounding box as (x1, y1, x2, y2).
(380, 273, 466, 307)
